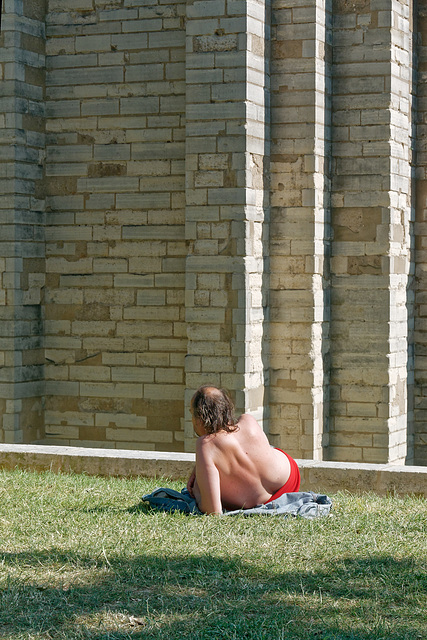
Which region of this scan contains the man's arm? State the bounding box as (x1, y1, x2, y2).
(194, 440, 222, 514)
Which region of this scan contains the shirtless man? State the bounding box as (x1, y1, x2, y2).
(187, 385, 300, 514)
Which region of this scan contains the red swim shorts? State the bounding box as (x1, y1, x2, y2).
(265, 448, 301, 503)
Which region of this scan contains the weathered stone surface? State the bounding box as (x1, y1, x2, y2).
(0, 2, 46, 445)
(0, 0, 425, 467)
(0, 444, 195, 479)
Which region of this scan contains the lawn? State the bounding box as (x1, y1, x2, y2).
(0, 469, 425, 640)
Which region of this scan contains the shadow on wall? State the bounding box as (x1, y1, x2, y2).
(0, 548, 425, 639)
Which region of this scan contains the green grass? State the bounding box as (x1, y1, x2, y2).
(0, 469, 426, 640)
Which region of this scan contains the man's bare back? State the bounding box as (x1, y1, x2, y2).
(187, 386, 292, 514)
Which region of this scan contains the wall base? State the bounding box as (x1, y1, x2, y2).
(0, 444, 426, 497)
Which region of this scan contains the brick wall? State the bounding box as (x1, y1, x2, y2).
(184, 0, 269, 450)
(415, 0, 427, 465)
(328, 0, 414, 464)
(269, 0, 331, 459)
(0, 0, 46, 444)
(44, 0, 186, 450)
(1, 0, 426, 465)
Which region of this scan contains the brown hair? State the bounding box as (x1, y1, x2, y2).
(191, 385, 238, 434)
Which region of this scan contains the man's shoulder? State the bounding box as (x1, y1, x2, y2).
(196, 433, 216, 451)
(196, 430, 230, 454)
(237, 413, 261, 429)
(238, 413, 257, 422)
(195, 434, 219, 465)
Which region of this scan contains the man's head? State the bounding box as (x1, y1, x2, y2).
(191, 385, 238, 435)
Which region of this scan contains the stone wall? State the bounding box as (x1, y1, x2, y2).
(415, 0, 427, 466)
(1, 0, 426, 465)
(329, 0, 414, 463)
(43, 0, 186, 450)
(269, 0, 331, 459)
(0, 0, 46, 444)
(184, 0, 269, 442)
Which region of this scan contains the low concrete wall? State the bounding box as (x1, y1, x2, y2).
(0, 444, 195, 481)
(0, 444, 426, 497)
(298, 460, 427, 498)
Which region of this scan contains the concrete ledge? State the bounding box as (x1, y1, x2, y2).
(0, 444, 426, 497)
(0, 444, 195, 481)
(298, 459, 427, 497)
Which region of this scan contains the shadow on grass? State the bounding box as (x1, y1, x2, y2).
(67, 502, 153, 515)
(0, 550, 426, 640)
(68, 500, 156, 515)
(126, 503, 154, 515)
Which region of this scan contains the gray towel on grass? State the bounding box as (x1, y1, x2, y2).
(142, 487, 332, 518)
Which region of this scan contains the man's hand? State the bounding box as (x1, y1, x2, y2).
(186, 467, 196, 497)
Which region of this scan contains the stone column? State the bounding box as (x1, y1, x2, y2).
(414, 0, 427, 466)
(329, 0, 414, 464)
(268, 0, 331, 459)
(0, 0, 46, 443)
(184, 0, 269, 450)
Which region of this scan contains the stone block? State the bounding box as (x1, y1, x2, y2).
(80, 382, 143, 399)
